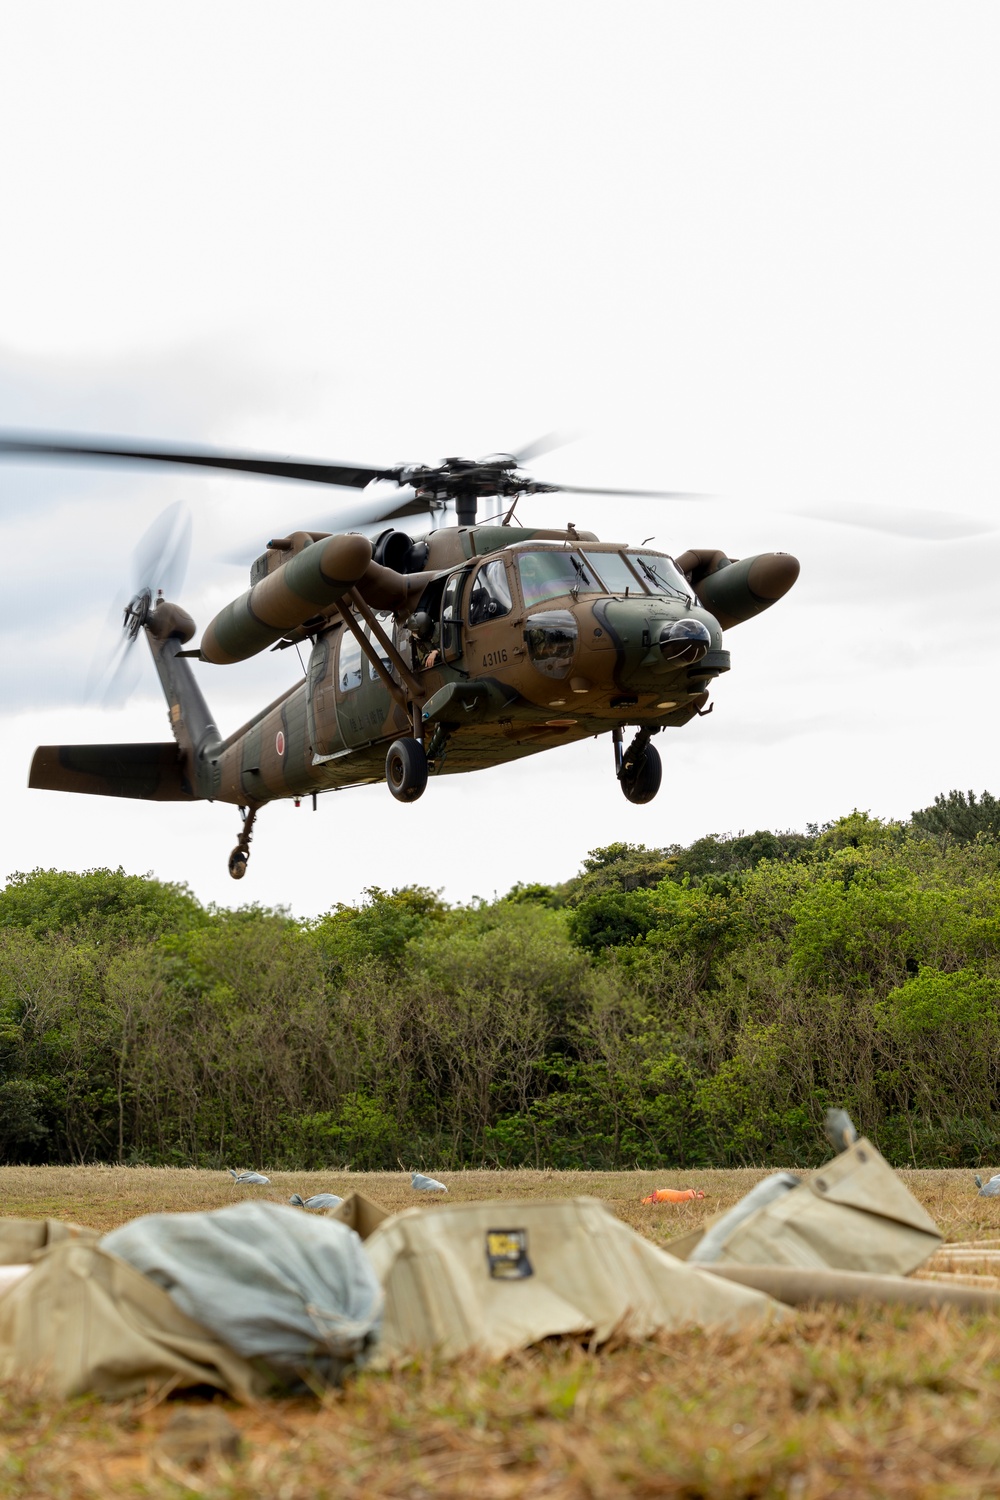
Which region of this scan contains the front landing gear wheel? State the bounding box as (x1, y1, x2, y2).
(228, 849, 248, 880)
(386, 737, 428, 803)
(620, 742, 662, 804)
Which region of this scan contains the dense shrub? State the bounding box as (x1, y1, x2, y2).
(2, 799, 999, 1169)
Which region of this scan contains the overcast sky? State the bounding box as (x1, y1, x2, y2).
(1, 3, 998, 915)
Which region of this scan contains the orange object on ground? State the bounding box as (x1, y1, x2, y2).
(642, 1188, 705, 1204)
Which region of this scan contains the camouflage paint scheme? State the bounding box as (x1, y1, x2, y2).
(30, 522, 799, 814)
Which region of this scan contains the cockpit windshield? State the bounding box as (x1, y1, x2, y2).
(514, 545, 692, 605)
(627, 552, 692, 602)
(516, 550, 602, 608)
(581, 550, 641, 594)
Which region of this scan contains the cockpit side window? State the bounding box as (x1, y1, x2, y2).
(516, 549, 602, 608)
(441, 568, 470, 660)
(468, 559, 513, 625)
(442, 570, 465, 626)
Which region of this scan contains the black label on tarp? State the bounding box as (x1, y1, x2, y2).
(486, 1228, 533, 1279)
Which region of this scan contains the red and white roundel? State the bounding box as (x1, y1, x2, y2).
(275, 730, 286, 756)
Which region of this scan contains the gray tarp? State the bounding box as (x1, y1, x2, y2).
(101, 1201, 383, 1383)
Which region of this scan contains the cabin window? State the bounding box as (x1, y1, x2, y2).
(338, 629, 363, 693)
(468, 559, 513, 625)
(627, 552, 692, 602)
(582, 550, 642, 595)
(516, 550, 601, 608)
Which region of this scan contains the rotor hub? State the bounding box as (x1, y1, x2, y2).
(397, 456, 559, 525)
(122, 587, 153, 642)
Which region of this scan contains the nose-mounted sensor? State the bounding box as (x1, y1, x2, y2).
(659, 618, 712, 665)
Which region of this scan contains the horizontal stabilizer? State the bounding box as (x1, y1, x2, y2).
(30, 743, 197, 801)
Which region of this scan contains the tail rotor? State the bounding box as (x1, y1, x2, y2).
(88, 502, 192, 705)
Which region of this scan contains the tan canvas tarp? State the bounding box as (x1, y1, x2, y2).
(670, 1138, 942, 1277)
(0, 1217, 97, 1263)
(326, 1191, 391, 1239)
(0, 1198, 782, 1395)
(0, 1239, 270, 1402)
(363, 1195, 786, 1365)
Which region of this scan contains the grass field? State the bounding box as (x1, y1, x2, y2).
(4, 1165, 1000, 1498)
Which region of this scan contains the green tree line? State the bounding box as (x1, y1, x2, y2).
(1, 788, 998, 1170)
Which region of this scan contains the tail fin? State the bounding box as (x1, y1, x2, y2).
(29, 600, 222, 803)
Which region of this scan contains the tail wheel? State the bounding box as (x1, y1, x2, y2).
(386, 737, 428, 803)
(620, 743, 662, 804)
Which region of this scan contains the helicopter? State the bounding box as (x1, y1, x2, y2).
(0, 430, 800, 879)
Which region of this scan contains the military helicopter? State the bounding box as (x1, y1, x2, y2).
(0, 430, 799, 878)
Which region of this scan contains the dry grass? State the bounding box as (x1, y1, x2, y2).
(5, 1162, 997, 1242)
(4, 1166, 1000, 1498)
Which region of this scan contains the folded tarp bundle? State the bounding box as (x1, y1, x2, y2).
(0, 1235, 269, 1401)
(0, 1203, 383, 1401)
(0, 1196, 783, 1396)
(667, 1137, 942, 1276)
(362, 1195, 786, 1365)
(102, 1201, 383, 1386)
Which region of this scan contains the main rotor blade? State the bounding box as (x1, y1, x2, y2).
(551, 483, 712, 500)
(786, 503, 994, 540)
(216, 485, 433, 566)
(0, 430, 391, 490)
(511, 430, 577, 466)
